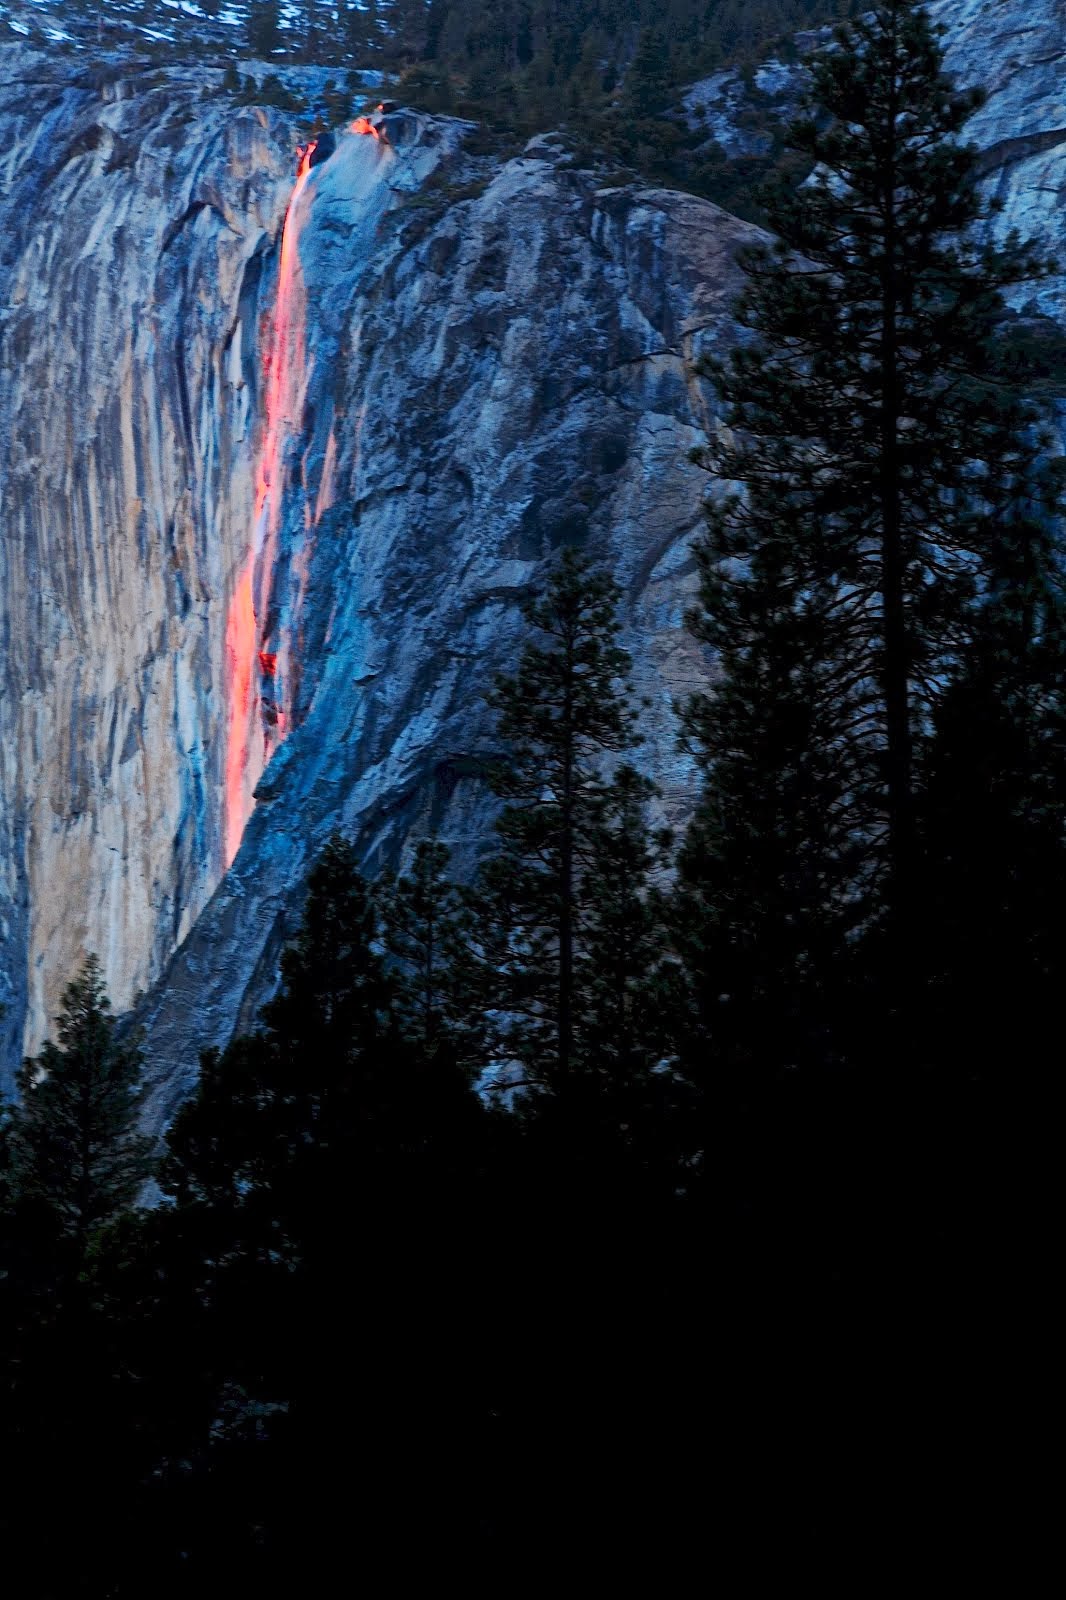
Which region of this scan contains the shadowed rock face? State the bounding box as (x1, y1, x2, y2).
(2, 0, 1064, 1123)
(0, 53, 761, 1114)
(135, 128, 764, 1129)
(929, 0, 1066, 322)
(683, 0, 1066, 318)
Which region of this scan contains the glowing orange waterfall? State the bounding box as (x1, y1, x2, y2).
(222, 122, 383, 868)
(222, 145, 316, 868)
(223, 560, 257, 866)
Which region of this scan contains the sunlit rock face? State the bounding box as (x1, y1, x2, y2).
(0, 51, 297, 1074)
(1, 0, 1064, 1122)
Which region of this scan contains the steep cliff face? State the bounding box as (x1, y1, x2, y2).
(1, 0, 1063, 1119)
(0, 51, 758, 1107)
(0, 52, 305, 1074)
(136, 126, 761, 1127)
(931, 0, 1066, 321)
(684, 0, 1066, 316)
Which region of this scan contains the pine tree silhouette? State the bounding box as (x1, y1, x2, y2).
(679, 0, 1057, 1079)
(10, 954, 152, 1254)
(467, 547, 667, 1106)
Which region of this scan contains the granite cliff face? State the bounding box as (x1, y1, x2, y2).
(684, 0, 1066, 315)
(135, 126, 761, 1128)
(934, 0, 1066, 322)
(1, 0, 1064, 1121)
(0, 53, 296, 1076)
(0, 52, 759, 1112)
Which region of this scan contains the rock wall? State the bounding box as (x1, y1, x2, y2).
(931, 0, 1066, 321)
(135, 123, 761, 1128)
(683, 0, 1066, 316)
(0, 52, 761, 1111)
(1, 0, 1064, 1121)
(0, 54, 297, 1071)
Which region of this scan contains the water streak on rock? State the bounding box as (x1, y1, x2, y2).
(224, 152, 313, 865)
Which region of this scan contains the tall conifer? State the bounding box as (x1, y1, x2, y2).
(920, 464, 1066, 1081)
(10, 955, 152, 1253)
(680, 0, 1056, 1071)
(377, 838, 471, 1059)
(469, 548, 668, 1103)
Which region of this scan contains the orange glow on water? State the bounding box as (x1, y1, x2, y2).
(254, 160, 312, 535)
(222, 124, 385, 868)
(223, 558, 257, 867)
(223, 149, 315, 867)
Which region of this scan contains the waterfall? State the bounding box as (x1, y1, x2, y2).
(221, 123, 390, 869)
(223, 146, 316, 868)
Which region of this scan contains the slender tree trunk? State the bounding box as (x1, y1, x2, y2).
(558, 629, 575, 1082)
(878, 34, 914, 960)
(75, 1028, 97, 1261)
(424, 914, 436, 1044)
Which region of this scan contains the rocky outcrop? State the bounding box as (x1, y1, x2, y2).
(2, 0, 1064, 1123)
(683, 0, 1066, 315)
(931, 0, 1066, 321)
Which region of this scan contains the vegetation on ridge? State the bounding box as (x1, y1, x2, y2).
(12, 0, 858, 206)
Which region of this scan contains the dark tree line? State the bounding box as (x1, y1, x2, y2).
(40, 0, 856, 208)
(234, 0, 855, 82)
(390, 0, 859, 198)
(3, 3, 1063, 1584)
